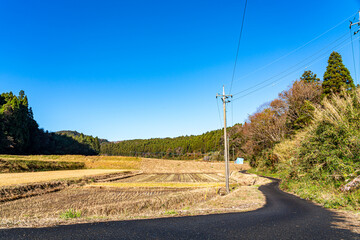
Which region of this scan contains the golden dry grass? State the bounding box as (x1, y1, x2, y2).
(188, 185, 267, 214)
(0, 169, 127, 186)
(140, 158, 250, 173)
(331, 209, 360, 234)
(0, 155, 141, 170)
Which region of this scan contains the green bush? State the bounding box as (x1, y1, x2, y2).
(60, 209, 82, 219)
(296, 90, 360, 183)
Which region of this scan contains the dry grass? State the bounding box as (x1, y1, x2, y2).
(331, 209, 360, 234)
(230, 171, 271, 186)
(0, 169, 127, 186)
(0, 187, 217, 227)
(0, 155, 141, 170)
(187, 185, 267, 214)
(140, 158, 250, 173)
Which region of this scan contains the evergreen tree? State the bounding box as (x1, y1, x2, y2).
(322, 51, 355, 97)
(0, 91, 99, 155)
(300, 70, 320, 83)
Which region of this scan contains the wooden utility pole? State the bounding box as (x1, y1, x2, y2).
(216, 86, 232, 194)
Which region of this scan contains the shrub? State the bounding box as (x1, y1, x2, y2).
(60, 209, 82, 219)
(296, 90, 360, 183)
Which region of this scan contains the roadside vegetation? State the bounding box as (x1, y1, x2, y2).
(244, 52, 360, 211)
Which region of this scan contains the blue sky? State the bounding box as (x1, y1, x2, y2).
(1, 0, 360, 141)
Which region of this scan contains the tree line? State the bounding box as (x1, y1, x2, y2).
(100, 129, 224, 160)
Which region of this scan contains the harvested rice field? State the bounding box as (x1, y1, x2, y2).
(114, 173, 231, 183)
(0, 155, 265, 228)
(0, 172, 271, 228)
(90, 173, 241, 189)
(0, 169, 127, 186)
(91, 182, 227, 188)
(0, 155, 141, 170)
(140, 158, 249, 173)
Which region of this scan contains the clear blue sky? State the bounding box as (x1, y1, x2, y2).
(1, 0, 360, 141)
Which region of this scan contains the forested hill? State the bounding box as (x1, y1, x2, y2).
(56, 131, 102, 153)
(100, 124, 243, 160)
(56, 130, 108, 144)
(0, 91, 100, 155)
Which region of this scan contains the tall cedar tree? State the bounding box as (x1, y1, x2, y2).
(300, 70, 320, 83)
(322, 51, 354, 97)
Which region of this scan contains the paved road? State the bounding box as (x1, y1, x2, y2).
(1, 180, 359, 240)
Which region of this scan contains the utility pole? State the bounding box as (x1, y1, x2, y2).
(350, 11, 360, 85)
(216, 86, 232, 194)
(350, 11, 360, 32)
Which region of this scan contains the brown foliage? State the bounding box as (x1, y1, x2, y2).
(234, 79, 322, 167)
(279, 80, 322, 127)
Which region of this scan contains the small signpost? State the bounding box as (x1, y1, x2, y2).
(235, 158, 244, 164)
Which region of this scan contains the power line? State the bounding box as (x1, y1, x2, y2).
(231, 100, 234, 127)
(231, 11, 358, 87)
(215, 98, 223, 151)
(231, 34, 360, 102)
(232, 31, 350, 96)
(229, 0, 248, 94)
(350, 29, 358, 84)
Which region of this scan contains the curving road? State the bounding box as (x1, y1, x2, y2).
(1, 180, 359, 240)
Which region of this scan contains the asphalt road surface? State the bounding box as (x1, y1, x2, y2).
(1, 180, 359, 240)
